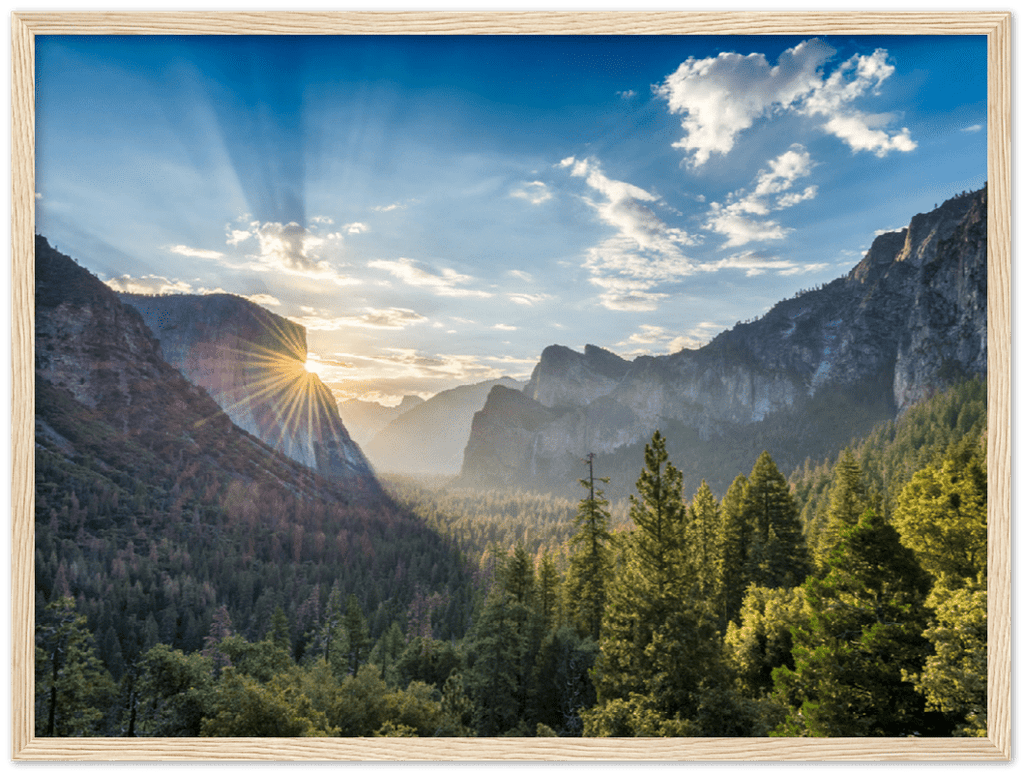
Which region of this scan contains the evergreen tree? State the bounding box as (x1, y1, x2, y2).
(742, 451, 810, 589)
(813, 448, 867, 569)
(910, 577, 987, 736)
(535, 550, 562, 633)
(719, 473, 751, 626)
(35, 596, 116, 736)
(892, 440, 987, 583)
(773, 510, 932, 736)
(564, 454, 613, 640)
(268, 605, 291, 652)
(587, 431, 721, 734)
(689, 479, 724, 619)
(343, 594, 370, 676)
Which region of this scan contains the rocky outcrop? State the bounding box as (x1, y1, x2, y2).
(34, 235, 357, 496)
(121, 292, 375, 488)
(461, 188, 988, 494)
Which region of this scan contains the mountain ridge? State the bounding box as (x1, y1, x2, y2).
(460, 187, 988, 497)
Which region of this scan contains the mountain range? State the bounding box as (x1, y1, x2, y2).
(460, 187, 988, 498)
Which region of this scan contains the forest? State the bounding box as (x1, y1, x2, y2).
(36, 378, 987, 738)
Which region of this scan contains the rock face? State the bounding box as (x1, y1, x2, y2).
(461, 188, 988, 494)
(121, 292, 375, 487)
(34, 235, 360, 497)
(367, 377, 523, 476)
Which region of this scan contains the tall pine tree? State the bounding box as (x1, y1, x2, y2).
(564, 454, 613, 640)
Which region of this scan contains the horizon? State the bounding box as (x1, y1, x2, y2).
(35, 34, 986, 405)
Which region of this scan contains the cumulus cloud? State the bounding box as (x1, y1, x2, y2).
(617, 89, 638, 99)
(368, 257, 493, 298)
(703, 145, 818, 247)
(221, 220, 359, 286)
(559, 156, 696, 312)
(344, 222, 369, 234)
(510, 181, 553, 205)
(291, 307, 428, 331)
(656, 40, 916, 165)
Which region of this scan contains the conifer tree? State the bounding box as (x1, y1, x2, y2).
(689, 479, 724, 618)
(343, 594, 371, 676)
(813, 448, 867, 569)
(36, 596, 117, 736)
(588, 431, 720, 733)
(773, 510, 932, 736)
(535, 550, 562, 633)
(742, 451, 810, 589)
(564, 454, 612, 640)
(719, 473, 751, 626)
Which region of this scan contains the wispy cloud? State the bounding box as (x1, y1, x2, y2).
(493, 323, 517, 331)
(245, 293, 281, 307)
(368, 257, 493, 298)
(103, 275, 229, 296)
(507, 292, 553, 306)
(168, 245, 225, 260)
(510, 181, 553, 205)
(291, 307, 428, 331)
(559, 156, 696, 312)
(962, 124, 983, 133)
(703, 145, 818, 248)
(697, 250, 830, 277)
(616, 321, 721, 355)
(656, 40, 916, 166)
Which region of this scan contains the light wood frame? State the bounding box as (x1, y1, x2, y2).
(10, 11, 1011, 761)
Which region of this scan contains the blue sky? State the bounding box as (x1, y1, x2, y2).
(35, 34, 987, 405)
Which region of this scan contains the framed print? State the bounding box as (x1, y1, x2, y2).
(11, 11, 1011, 761)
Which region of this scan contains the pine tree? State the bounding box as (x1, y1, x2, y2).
(689, 479, 723, 619)
(813, 448, 867, 569)
(743, 451, 810, 589)
(564, 453, 613, 640)
(343, 594, 370, 676)
(36, 596, 117, 736)
(719, 473, 751, 626)
(773, 510, 932, 736)
(587, 431, 720, 733)
(535, 550, 562, 633)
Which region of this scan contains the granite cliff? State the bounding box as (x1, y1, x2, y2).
(120, 292, 375, 488)
(461, 187, 988, 496)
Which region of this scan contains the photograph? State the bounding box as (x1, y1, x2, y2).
(11, 11, 1010, 762)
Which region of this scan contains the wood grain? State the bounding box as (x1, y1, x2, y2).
(10, 11, 1012, 762)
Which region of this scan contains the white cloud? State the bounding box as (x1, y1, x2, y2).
(656, 40, 916, 165)
(617, 89, 638, 99)
(510, 181, 553, 205)
(368, 257, 493, 298)
(245, 293, 281, 307)
(290, 307, 428, 331)
(506, 270, 534, 282)
(703, 145, 818, 247)
(168, 245, 225, 260)
(221, 220, 360, 286)
(560, 156, 696, 312)
(697, 251, 830, 277)
(493, 323, 517, 331)
(345, 222, 369, 234)
(962, 124, 983, 133)
(104, 275, 195, 295)
(616, 322, 720, 355)
(507, 292, 553, 306)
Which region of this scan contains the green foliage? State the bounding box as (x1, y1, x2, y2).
(724, 586, 807, 698)
(565, 463, 613, 639)
(909, 577, 987, 737)
(773, 510, 933, 736)
(810, 448, 868, 569)
(742, 452, 810, 589)
(892, 439, 987, 583)
(133, 644, 213, 736)
(201, 666, 334, 737)
(35, 596, 117, 736)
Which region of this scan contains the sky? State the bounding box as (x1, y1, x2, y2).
(35, 34, 988, 405)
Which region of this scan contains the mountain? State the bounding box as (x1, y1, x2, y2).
(338, 395, 424, 448)
(366, 377, 524, 476)
(120, 292, 375, 488)
(460, 187, 988, 498)
(34, 235, 471, 664)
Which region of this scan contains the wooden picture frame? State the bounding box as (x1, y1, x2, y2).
(11, 11, 1011, 761)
